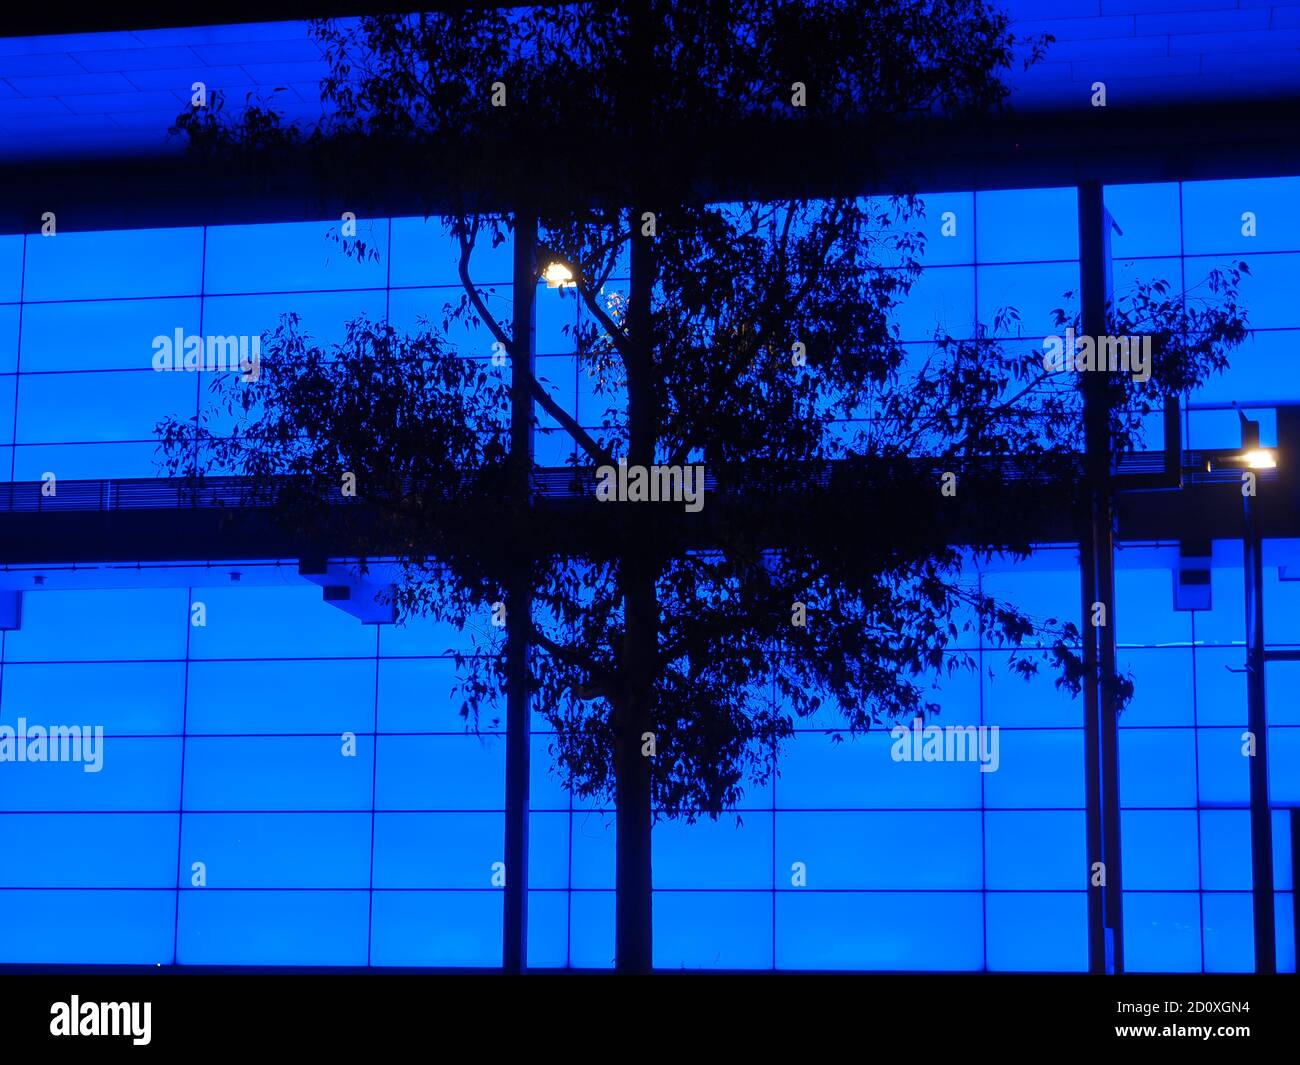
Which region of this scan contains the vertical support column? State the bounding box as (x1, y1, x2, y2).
(613, 212, 657, 975)
(1291, 808, 1299, 970)
(1078, 182, 1125, 973)
(1242, 418, 1276, 973)
(503, 210, 537, 973)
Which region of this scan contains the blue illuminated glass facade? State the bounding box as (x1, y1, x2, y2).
(0, 179, 1297, 972)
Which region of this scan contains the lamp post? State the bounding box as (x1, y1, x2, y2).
(1228, 412, 1277, 974)
(1205, 413, 1283, 973)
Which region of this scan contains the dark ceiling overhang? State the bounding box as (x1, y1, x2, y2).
(0, 97, 1298, 235)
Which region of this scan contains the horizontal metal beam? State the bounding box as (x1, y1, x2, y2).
(0, 467, 1292, 566)
(3, 100, 1300, 236)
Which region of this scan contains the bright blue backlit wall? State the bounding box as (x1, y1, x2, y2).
(0, 180, 1297, 970)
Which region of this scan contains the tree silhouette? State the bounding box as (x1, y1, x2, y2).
(158, 2, 1247, 971)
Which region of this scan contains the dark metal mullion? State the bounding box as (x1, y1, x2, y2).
(503, 212, 537, 973)
(1078, 182, 1124, 973)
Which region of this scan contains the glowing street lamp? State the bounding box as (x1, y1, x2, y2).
(542, 260, 576, 289)
(1243, 448, 1277, 470)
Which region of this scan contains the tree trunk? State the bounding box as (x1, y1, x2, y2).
(614, 199, 657, 973)
(615, 556, 656, 973)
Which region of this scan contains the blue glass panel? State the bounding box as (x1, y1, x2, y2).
(977, 262, 1078, 338)
(187, 659, 374, 735)
(178, 889, 369, 965)
(1119, 728, 1198, 808)
(1193, 646, 1246, 728)
(1197, 726, 1250, 806)
(913, 191, 975, 267)
(776, 811, 980, 889)
(779, 731, 983, 809)
(986, 892, 1087, 972)
(2, 588, 187, 661)
(1202, 892, 1254, 973)
(1105, 183, 1182, 258)
(0, 234, 24, 304)
(568, 890, 615, 969)
(377, 611, 481, 657)
(15, 369, 195, 443)
(0, 812, 177, 886)
(535, 285, 579, 354)
(527, 811, 570, 889)
(1182, 177, 1300, 255)
(653, 814, 772, 889)
(535, 354, 579, 428)
(889, 265, 975, 342)
(386, 286, 508, 357)
(204, 220, 387, 294)
(527, 890, 569, 967)
(378, 657, 488, 734)
(976, 187, 1079, 263)
(1191, 329, 1300, 405)
(1188, 253, 1300, 331)
(1279, 895, 1297, 974)
(180, 812, 370, 888)
(570, 810, 616, 889)
(186, 585, 375, 659)
(1116, 561, 1193, 647)
(983, 653, 1081, 728)
(203, 290, 385, 351)
(0, 307, 18, 376)
(1274, 808, 1293, 891)
(372, 812, 503, 887)
(1187, 406, 1276, 450)
(654, 891, 772, 969)
(21, 298, 201, 372)
(576, 360, 626, 427)
(985, 811, 1084, 889)
(980, 555, 1081, 640)
(0, 737, 180, 811)
(11, 441, 164, 479)
(1, 661, 185, 734)
(1118, 649, 1194, 727)
(1269, 725, 1300, 803)
(534, 427, 577, 467)
(776, 891, 983, 970)
(530, 734, 573, 811)
(982, 730, 1084, 809)
(0, 375, 14, 440)
(1265, 578, 1300, 650)
(1124, 892, 1201, 972)
(374, 735, 503, 811)
(370, 890, 502, 967)
(0, 890, 174, 964)
(183, 736, 373, 811)
(1122, 810, 1199, 889)
(23, 227, 203, 301)
(1199, 809, 1250, 890)
(389, 216, 512, 288)
(1193, 550, 1247, 645)
(1111, 254, 1181, 302)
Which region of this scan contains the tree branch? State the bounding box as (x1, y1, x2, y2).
(456, 227, 615, 467)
